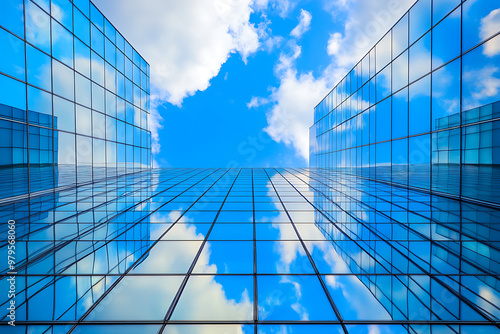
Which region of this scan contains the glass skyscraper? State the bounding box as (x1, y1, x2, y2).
(0, 0, 152, 200)
(310, 0, 500, 205)
(1, 168, 500, 333)
(1, 0, 500, 333)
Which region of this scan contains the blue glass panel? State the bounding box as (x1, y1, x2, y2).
(92, 83, 105, 113)
(73, 0, 90, 18)
(376, 33, 391, 73)
(432, 7, 461, 69)
(76, 106, 91, 136)
(76, 134, 92, 165)
(25, 0, 51, 54)
(31, 0, 49, 13)
(106, 115, 116, 141)
(116, 49, 125, 74)
(52, 59, 74, 101)
(92, 111, 105, 139)
(116, 31, 125, 52)
(104, 18, 116, 43)
(105, 37, 116, 67)
(91, 51, 104, 85)
(463, 0, 500, 52)
(170, 275, 253, 321)
(53, 96, 75, 132)
(0, 0, 25, 37)
(463, 34, 500, 111)
(409, 0, 431, 45)
(409, 75, 430, 136)
(52, 19, 74, 68)
(376, 67, 391, 103)
(0, 28, 25, 81)
(74, 38, 91, 78)
(105, 62, 116, 92)
(90, 3, 104, 32)
(432, 59, 460, 131)
(258, 275, 337, 321)
(0, 119, 27, 166)
(91, 24, 104, 57)
(392, 51, 408, 93)
(73, 6, 90, 46)
(87, 276, 183, 321)
(409, 134, 431, 189)
(26, 44, 52, 91)
(106, 91, 117, 117)
(376, 97, 391, 143)
(51, 0, 73, 32)
(0, 73, 26, 112)
(28, 125, 53, 164)
(409, 31, 431, 83)
(433, 0, 461, 25)
(75, 72, 91, 107)
(28, 86, 52, 127)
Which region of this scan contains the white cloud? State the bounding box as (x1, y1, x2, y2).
(252, 0, 417, 163)
(93, 0, 261, 107)
(86, 210, 252, 331)
(255, 0, 296, 18)
(480, 8, 500, 57)
(92, 0, 268, 163)
(249, 42, 330, 162)
(327, 32, 343, 56)
(256, 15, 285, 52)
(325, 0, 416, 68)
(148, 96, 164, 156)
(290, 9, 312, 39)
(263, 67, 330, 161)
(463, 66, 500, 110)
(247, 96, 271, 109)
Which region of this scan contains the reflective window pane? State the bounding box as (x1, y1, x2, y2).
(0, 28, 25, 81)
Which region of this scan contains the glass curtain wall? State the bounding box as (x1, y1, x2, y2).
(0, 0, 152, 200)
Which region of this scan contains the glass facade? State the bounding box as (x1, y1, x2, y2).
(310, 0, 500, 205)
(1, 0, 500, 333)
(1, 168, 499, 333)
(0, 0, 152, 200)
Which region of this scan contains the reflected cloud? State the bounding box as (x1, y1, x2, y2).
(263, 173, 389, 321)
(463, 65, 500, 110)
(480, 8, 500, 57)
(85, 207, 252, 332)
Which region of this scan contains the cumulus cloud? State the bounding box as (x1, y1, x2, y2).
(251, 0, 417, 163)
(326, 32, 343, 56)
(463, 66, 500, 110)
(247, 96, 270, 109)
(480, 8, 500, 57)
(86, 210, 252, 332)
(264, 64, 330, 161)
(149, 96, 164, 155)
(93, 0, 261, 106)
(249, 41, 331, 162)
(254, 0, 296, 18)
(290, 9, 312, 39)
(263, 173, 391, 321)
(92, 0, 270, 161)
(324, 0, 416, 68)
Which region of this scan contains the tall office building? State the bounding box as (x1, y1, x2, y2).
(310, 0, 500, 205)
(1, 0, 500, 333)
(1, 168, 500, 333)
(308, 0, 500, 332)
(0, 0, 152, 200)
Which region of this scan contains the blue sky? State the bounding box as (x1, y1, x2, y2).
(93, 0, 417, 167)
